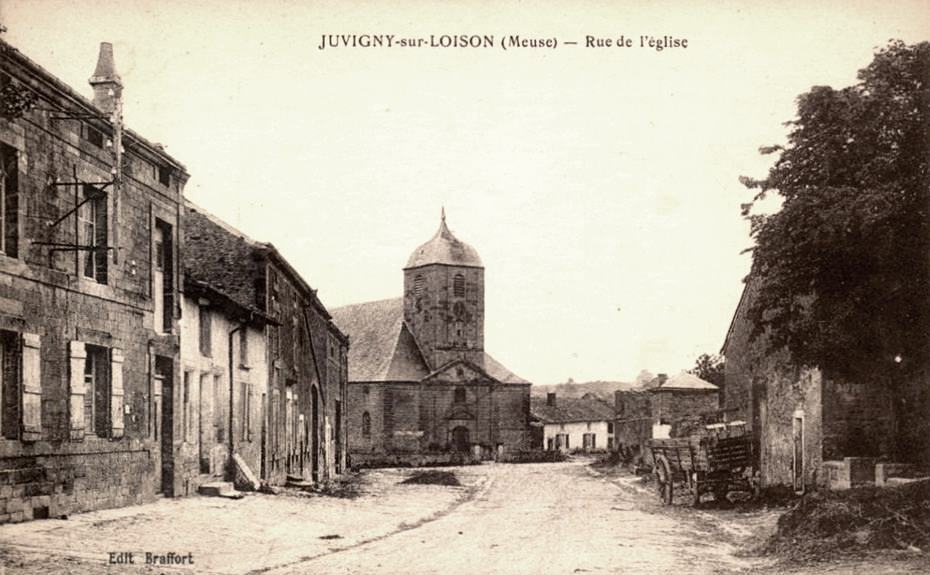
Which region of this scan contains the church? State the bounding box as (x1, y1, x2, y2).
(331, 213, 532, 464)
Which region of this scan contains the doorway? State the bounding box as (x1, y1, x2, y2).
(311, 386, 320, 482)
(452, 426, 470, 452)
(155, 356, 174, 496)
(793, 414, 804, 492)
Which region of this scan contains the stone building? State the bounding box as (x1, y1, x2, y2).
(331, 213, 531, 465)
(182, 203, 348, 485)
(722, 279, 900, 491)
(0, 40, 187, 522)
(176, 276, 270, 495)
(612, 372, 719, 463)
(531, 393, 615, 452)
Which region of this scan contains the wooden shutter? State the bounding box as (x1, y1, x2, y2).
(68, 341, 87, 439)
(20, 333, 41, 441)
(93, 349, 109, 437)
(110, 348, 124, 438)
(162, 222, 174, 331)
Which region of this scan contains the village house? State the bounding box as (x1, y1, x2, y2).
(331, 212, 531, 465)
(0, 40, 188, 522)
(613, 372, 719, 464)
(720, 279, 921, 492)
(182, 203, 348, 486)
(531, 393, 615, 452)
(175, 275, 270, 495)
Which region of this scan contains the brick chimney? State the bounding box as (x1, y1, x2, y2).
(547, 392, 556, 407)
(88, 42, 122, 116)
(657, 373, 668, 386)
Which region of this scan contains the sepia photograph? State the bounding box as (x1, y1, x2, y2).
(0, 1, 929, 573)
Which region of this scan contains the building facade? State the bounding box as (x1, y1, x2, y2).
(531, 393, 615, 452)
(332, 214, 531, 465)
(176, 278, 269, 495)
(0, 41, 187, 522)
(183, 204, 348, 485)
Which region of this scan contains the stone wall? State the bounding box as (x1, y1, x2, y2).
(650, 390, 719, 425)
(0, 44, 186, 522)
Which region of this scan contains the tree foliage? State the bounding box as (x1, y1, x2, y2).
(743, 40, 930, 378)
(690, 353, 725, 388)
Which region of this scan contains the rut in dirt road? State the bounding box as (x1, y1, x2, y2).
(270, 461, 753, 575)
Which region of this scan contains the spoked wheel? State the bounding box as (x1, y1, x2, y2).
(653, 455, 673, 505)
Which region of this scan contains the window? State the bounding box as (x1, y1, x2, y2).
(84, 345, 110, 437)
(199, 306, 211, 357)
(239, 328, 249, 367)
(79, 185, 108, 283)
(454, 387, 466, 404)
(414, 275, 424, 297)
(157, 165, 171, 187)
(583, 433, 596, 450)
(84, 125, 104, 148)
(453, 273, 465, 297)
(362, 411, 371, 438)
(607, 422, 614, 434)
(153, 220, 174, 332)
(0, 143, 19, 258)
(1, 331, 22, 439)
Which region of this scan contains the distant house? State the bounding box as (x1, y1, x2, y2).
(613, 372, 719, 464)
(531, 393, 615, 452)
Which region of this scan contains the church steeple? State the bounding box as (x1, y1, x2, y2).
(403, 211, 485, 370)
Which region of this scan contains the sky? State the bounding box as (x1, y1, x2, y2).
(2, 0, 928, 385)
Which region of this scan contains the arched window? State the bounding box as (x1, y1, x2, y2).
(454, 387, 466, 404)
(453, 273, 465, 297)
(414, 275, 425, 297)
(362, 411, 371, 437)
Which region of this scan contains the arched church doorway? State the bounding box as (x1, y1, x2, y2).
(452, 426, 470, 452)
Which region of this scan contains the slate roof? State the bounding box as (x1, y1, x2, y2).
(182, 202, 266, 315)
(330, 297, 528, 384)
(530, 396, 615, 424)
(406, 214, 483, 269)
(654, 371, 719, 391)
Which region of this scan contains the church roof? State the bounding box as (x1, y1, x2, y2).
(406, 212, 483, 269)
(330, 297, 528, 384)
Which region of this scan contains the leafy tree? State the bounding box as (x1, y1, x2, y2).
(742, 40, 930, 378)
(690, 353, 725, 388)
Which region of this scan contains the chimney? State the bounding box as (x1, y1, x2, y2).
(657, 373, 668, 386)
(88, 42, 123, 116)
(546, 392, 556, 407)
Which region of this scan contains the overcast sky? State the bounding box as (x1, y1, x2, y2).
(3, 0, 928, 385)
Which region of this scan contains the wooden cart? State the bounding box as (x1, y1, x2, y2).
(647, 425, 755, 506)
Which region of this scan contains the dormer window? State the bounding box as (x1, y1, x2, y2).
(453, 273, 465, 297)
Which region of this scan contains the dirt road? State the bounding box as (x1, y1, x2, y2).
(267, 460, 756, 575)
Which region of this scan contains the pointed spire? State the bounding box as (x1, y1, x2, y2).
(441, 206, 446, 223)
(89, 42, 122, 114)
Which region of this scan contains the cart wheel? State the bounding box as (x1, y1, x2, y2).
(654, 456, 673, 505)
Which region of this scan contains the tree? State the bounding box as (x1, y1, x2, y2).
(742, 40, 930, 379)
(690, 353, 725, 388)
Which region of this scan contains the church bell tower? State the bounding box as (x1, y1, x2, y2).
(403, 210, 485, 370)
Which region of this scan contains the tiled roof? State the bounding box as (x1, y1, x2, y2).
(182, 202, 266, 315)
(406, 215, 483, 269)
(330, 297, 528, 384)
(530, 396, 615, 424)
(655, 371, 719, 391)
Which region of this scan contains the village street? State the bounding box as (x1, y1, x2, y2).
(0, 459, 784, 575)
